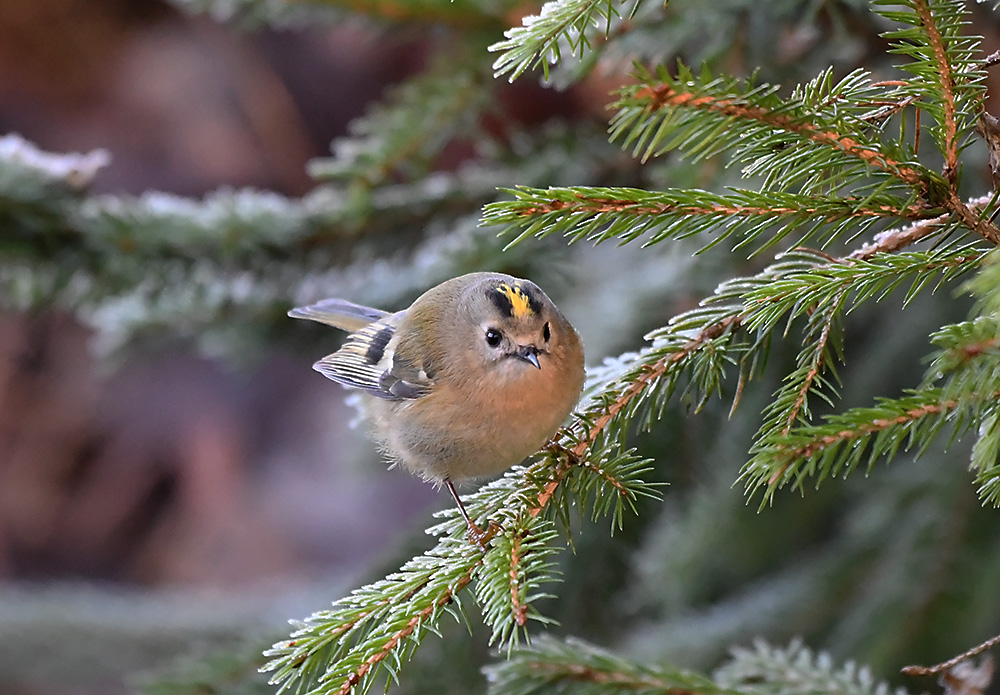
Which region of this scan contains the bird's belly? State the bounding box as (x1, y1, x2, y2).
(370, 385, 570, 482)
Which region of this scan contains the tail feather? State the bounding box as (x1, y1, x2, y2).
(288, 299, 389, 332)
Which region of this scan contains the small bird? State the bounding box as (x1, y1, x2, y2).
(290, 272, 585, 546)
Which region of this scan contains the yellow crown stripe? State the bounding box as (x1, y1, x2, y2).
(497, 283, 534, 319)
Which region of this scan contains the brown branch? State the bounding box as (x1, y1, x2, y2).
(775, 399, 956, 465)
(579, 459, 631, 496)
(848, 194, 997, 259)
(860, 95, 920, 123)
(902, 634, 1000, 676)
(976, 112, 1000, 190)
(633, 83, 926, 187)
(629, 77, 1000, 244)
(335, 571, 476, 695)
(531, 210, 986, 508)
(912, 0, 959, 184)
(529, 661, 703, 694)
(782, 300, 841, 438)
(520, 195, 915, 219)
(848, 211, 950, 259)
(909, 1, 1000, 243)
(945, 190, 1000, 244)
(509, 531, 528, 627)
(529, 315, 743, 516)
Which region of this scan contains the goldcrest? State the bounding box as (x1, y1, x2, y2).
(290, 272, 585, 545)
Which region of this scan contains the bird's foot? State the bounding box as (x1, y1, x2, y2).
(465, 519, 503, 550)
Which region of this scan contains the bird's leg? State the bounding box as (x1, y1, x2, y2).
(444, 478, 501, 550)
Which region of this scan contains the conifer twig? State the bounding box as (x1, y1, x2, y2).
(848, 194, 996, 259)
(901, 633, 1000, 676)
(528, 661, 704, 693)
(912, 0, 959, 183)
(782, 295, 842, 436)
(333, 570, 476, 695)
(505, 530, 531, 628)
(946, 192, 1000, 245)
(631, 82, 926, 187)
(775, 397, 958, 464)
(531, 314, 742, 516)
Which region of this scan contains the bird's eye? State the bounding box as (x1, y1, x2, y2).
(542, 321, 551, 342)
(485, 328, 503, 347)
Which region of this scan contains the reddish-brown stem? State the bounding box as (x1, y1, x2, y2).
(902, 633, 1000, 676)
(509, 532, 528, 626)
(912, 0, 958, 182)
(530, 315, 742, 516)
(529, 660, 708, 693)
(336, 572, 475, 695)
(633, 83, 926, 187)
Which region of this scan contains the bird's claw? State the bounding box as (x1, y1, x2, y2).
(466, 519, 503, 550)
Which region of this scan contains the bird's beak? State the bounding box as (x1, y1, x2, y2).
(516, 345, 541, 369)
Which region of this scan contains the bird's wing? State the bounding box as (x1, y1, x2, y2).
(312, 313, 433, 400)
(288, 298, 390, 333)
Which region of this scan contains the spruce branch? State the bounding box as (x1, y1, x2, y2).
(485, 637, 914, 695)
(942, 190, 1000, 244)
(747, 389, 960, 498)
(683, 244, 982, 501)
(754, 286, 846, 461)
(475, 520, 561, 649)
(263, 536, 483, 695)
(848, 194, 997, 259)
(736, 248, 981, 337)
(913, 0, 960, 181)
(873, 0, 999, 241)
(902, 633, 1000, 676)
(611, 65, 929, 190)
(489, 0, 641, 81)
(875, 0, 985, 176)
(485, 635, 730, 695)
(745, 339, 1000, 505)
(715, 639, 912, 695)
(933, 251, 1000, 504)
(924, 316, 1000, 380)
(263, 418, 662, 694)
(528, 311, 743, 521)
(484, 186, 915, 252)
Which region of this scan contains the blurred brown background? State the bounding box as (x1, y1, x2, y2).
(0, 0, 442, 599)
